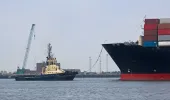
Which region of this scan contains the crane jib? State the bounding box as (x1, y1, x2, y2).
(19, 24, 35, 74)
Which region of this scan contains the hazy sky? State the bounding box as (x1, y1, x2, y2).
(1, 0, 170, 72)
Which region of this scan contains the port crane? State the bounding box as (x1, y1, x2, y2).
(17, 24, 35, 74)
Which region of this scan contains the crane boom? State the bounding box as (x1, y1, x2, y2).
(22, 24, 35, 69)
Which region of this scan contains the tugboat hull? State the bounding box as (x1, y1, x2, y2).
(15, 72, 77, 81)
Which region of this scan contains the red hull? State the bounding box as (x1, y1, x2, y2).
(121, 74, 170, 81)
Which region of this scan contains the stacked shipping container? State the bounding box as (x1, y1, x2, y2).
(142, 18, 170, 47)
(143, 19, 159, 47)
(158, 18, 170, 46)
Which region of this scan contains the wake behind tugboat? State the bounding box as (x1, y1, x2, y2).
(15, 43, 78, 81)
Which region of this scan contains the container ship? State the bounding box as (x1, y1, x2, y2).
(102, 18, 170, 81)
(15, 43, 78, 81)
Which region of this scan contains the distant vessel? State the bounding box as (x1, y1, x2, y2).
(15, 43, 78, 81)
(103, 18, 170, 81)
(0, 75, 9, 79)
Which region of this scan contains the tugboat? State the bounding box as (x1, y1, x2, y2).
(15, 43, 78, 81)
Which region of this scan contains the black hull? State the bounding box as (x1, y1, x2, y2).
(102, 43, 170, 80)
(15, 72, 77, 81)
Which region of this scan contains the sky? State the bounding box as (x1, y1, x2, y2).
(1, 0, 170, 72)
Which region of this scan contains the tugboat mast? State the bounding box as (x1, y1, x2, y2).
(47, 43, 53, 59)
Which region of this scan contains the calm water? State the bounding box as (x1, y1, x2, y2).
(0, 78, 170, 100)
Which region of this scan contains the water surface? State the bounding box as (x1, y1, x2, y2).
(0, 78, 170, 100)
